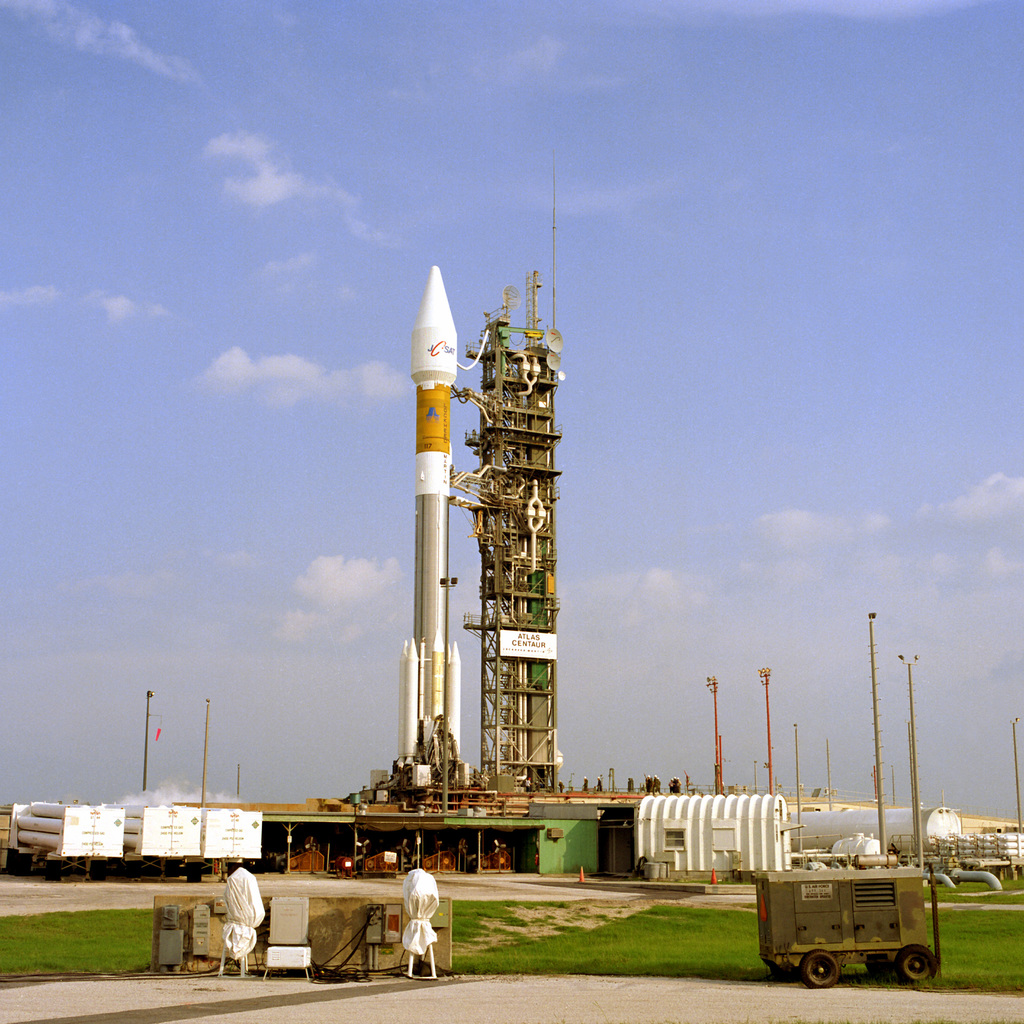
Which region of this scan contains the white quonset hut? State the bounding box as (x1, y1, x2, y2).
(635, 794, 792, 878)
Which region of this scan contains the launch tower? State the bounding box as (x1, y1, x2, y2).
(457, 273, 563, 791)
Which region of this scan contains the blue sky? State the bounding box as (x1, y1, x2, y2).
(2, 0, 1023, 819)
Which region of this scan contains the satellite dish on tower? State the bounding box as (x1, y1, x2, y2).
(544, 328, 563, 353)
(502, 286, 521, 311)
(547, 350, 561, 372)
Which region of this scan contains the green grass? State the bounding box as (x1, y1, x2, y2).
(935, 876, 1024, 905)
(0, 909, 152, 975)
(452, 900, 1024, 991)
(3, 899, 1024, 989)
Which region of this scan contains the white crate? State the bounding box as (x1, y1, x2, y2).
(264, 945, 311, 980)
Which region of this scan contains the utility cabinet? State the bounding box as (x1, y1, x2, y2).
(755, 868, 938, 988)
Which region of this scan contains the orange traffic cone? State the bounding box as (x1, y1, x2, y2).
(711, 868, 718, 885)
(579, 866, 585, 883)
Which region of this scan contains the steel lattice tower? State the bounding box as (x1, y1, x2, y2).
(458, 274, 562, 791)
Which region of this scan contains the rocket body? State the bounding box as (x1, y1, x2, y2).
(399, 267, 458, 763)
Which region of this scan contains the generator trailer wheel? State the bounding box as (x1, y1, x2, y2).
(799, 949, 841, 989)
(895, 944, 938, 983)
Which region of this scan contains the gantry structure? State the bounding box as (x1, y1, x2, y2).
(454, 273, 563, 791)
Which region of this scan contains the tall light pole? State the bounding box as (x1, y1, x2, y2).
(201, 698, 210, 808)
(868, 613, 887, 852)
(826, 738, 833, 810)
(759, 667, 773, 795)
(793, 722, 802, 849)
(440, 573, 458, 813)
(899, 655, 924, 870)
(143, 690, 155, 791)
(706, 676, 722, 794)
(1013, 717, 1021, 834)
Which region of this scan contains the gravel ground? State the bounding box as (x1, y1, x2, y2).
(3, 973, 1024, 1024)
(2, 873, 1022, 1024)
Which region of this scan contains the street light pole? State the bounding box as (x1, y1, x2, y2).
(440, 574, 458, 814)
(868, 613, 887, 853)
(759, 668, 773, 795)
(201, 698, 210, 808)
(1013, 717, 1021, 834)
(899, 655, 923, 870)
(794, 722, 802, 850)
(143, 690, 155, 792)
(706, 676, 721, 794)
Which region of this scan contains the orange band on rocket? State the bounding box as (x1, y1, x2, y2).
(416, 384, 450, 453)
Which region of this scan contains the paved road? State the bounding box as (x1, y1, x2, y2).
(2, 874, 1022, 1023)
(0, 872, 749, 916)
(3, 972, 1024, 1024)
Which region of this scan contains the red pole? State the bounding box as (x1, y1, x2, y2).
(759, 668, 773, 795)
(707, 676, 721, 795)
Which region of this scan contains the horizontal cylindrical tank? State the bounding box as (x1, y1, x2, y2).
(830, 833, 880, 858)
(798, 807, 961, 852)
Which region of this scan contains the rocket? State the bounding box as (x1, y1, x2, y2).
(398, 267, 461, 765)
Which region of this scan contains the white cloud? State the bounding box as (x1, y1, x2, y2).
(0, 284, 60, 309)
(758, 509, 853, 550)
(929, 473, 1024, 521)
(197, 346, 406, 407)
(205, 132, 306, 208)
(984, 547, 1024, 578)
(757, 509, 892, 551)
(280, 555, 403, 641)
(87, 291, 169, 323)
(204, 132, 397, 246)
(293, 555, 401, 608)
(0, 0, 200, 82)
(573, 567, 708, 629)
(261, 252, 316, 278)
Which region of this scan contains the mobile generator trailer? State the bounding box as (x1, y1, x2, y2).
(755, 867, 938, 988)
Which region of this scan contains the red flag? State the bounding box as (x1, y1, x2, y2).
(154, 728, 161, 741)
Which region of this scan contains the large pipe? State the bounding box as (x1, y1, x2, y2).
(950, 868, 1002, 891)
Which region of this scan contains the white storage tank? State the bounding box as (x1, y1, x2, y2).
(635, 793, 792, 877)
(797, 806, 961, 854)
(830, 833, 881, 859)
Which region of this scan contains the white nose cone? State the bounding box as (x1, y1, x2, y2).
(411, 265, 457, 387)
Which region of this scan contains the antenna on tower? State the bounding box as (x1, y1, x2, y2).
(552, 151, 557, 329)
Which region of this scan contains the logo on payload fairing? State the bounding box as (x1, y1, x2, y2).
(428, 339, 456, 357)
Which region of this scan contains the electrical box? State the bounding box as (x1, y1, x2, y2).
(192, 903, 210, 954)
(365, 904, 384, 944)
(269, 897, 309, 945)
(430, 898, 451, 930)
(412, 764, 431, 788)
(265, 945, 311, 979)
(384, 903, 402, 944)
(158, 929, 183, 966)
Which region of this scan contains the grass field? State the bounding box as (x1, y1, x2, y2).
(2, 899, 1023, 989)
(451, 901, 1024, 990)
(0, 909, 152, 975)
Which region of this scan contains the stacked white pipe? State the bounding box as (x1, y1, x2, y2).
(997, 833, 1024, 859)
(122, 805, 202, 856)
(13, 802, 125, 857)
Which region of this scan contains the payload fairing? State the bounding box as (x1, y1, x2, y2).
(398, 267, 461, 766)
